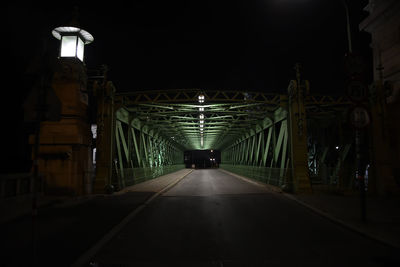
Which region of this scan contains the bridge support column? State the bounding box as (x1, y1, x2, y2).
(31, 59, 93, 195)
(94, 82, 115, 193)
(369, 81, 400, 195)
(287, 65, 312, 194)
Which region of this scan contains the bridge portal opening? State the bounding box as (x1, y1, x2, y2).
(184, 150, 221, 169)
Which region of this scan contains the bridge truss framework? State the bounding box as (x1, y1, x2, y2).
(93, 69, 362, 194)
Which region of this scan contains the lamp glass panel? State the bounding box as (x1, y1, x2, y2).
(61, 35, 77, 57)
(77, 37, 84, 61)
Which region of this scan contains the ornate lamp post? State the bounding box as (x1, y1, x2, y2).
(32, 9, 96, 196)
(52, 17, 94, 62)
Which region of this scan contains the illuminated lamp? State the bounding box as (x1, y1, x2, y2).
(52, 19, 93, 62)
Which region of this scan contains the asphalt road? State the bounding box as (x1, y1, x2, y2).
(1, 191, 154, 267)
(90, 169, 400, 266)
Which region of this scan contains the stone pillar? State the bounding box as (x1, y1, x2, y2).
(287, 65, 312, 194)
(30, 58, 93, 195)
(360, 0, 400, 195)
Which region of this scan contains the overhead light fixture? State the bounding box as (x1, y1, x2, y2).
(198, 94, 205, 103)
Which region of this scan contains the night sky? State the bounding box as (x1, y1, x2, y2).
(3, 0, 371, 172)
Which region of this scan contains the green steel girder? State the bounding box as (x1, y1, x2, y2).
(112, 114, 184, 188)
(110, 87, 353, 192)
(112, 88, 352, 151)
(220, 107, 290, 186)
(115, 90, 281, 150)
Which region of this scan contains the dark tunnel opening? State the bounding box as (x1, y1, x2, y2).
(184, 150, 221, 169)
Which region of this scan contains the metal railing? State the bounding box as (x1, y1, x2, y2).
(219, 164, 292, 188)
(0, 173, 43, 199)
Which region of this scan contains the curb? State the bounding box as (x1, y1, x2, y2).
(219, 168, 400, 250)
(70, 169, 193, 267)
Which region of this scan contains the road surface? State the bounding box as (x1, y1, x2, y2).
(89, 169, 399, 266)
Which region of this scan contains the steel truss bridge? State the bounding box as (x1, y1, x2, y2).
(93, 67, 368, 194)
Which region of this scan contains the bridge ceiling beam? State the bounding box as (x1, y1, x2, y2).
(116, 89, 281, 150)
(114, 89, 351, 151)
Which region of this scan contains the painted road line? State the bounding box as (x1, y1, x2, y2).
(71, 169, 193, 267)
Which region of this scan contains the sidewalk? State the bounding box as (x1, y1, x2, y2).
(118, 168, 193, 194)
(0, 168, 193, 267)
(0, 194, 72, 224)
(0, 169, 193, 224)
(288, 189, 400, 249)
(220, 169, 400, 250)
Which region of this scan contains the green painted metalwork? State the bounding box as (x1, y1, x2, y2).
(220, 165, 292, 187)
(98, 83, 356, 193)
(110, 109, 184, 190)
(115, 90, 281, 151)
(219, 107, 292, 188)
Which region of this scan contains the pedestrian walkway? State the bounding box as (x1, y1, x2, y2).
(289, 189, 400, 249)
(0, 194, 71, 224)
(220, 169, 400, 250)
(0, 168, 192, 224)
(0, 168, 193, 267)
(119, 168, 193, 193)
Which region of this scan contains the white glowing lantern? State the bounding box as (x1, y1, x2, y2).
(198, 94, 205, 103)
(52, 26, 94, 62)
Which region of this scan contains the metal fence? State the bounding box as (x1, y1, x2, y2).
(219, 164, 292, 188)
(0, 173, 43, 199)
(120, 164, 185, 187)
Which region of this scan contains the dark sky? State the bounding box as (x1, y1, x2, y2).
(5, 0, 371, 93)
(2, 0, 371, 172)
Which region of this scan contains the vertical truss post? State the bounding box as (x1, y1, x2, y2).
(141, 132, 148, 167)
(259, 130, 265, 167)
(233, 143, 238, 165)
(249, 131, 256, 165)
(238, 140, 243, 164)
(273, 122, 285, 168)
(279, 120, 289, 182)
(115, 121, 126, 188)
(127, 123, 133, 168)
(147, 135, 153, 167)
(262, 127, 272, 167)
(244, 137, 250, 164)
(117, 121, 133, 169)
(130, 127, 141, 167)
(254, 131, 263, 166)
